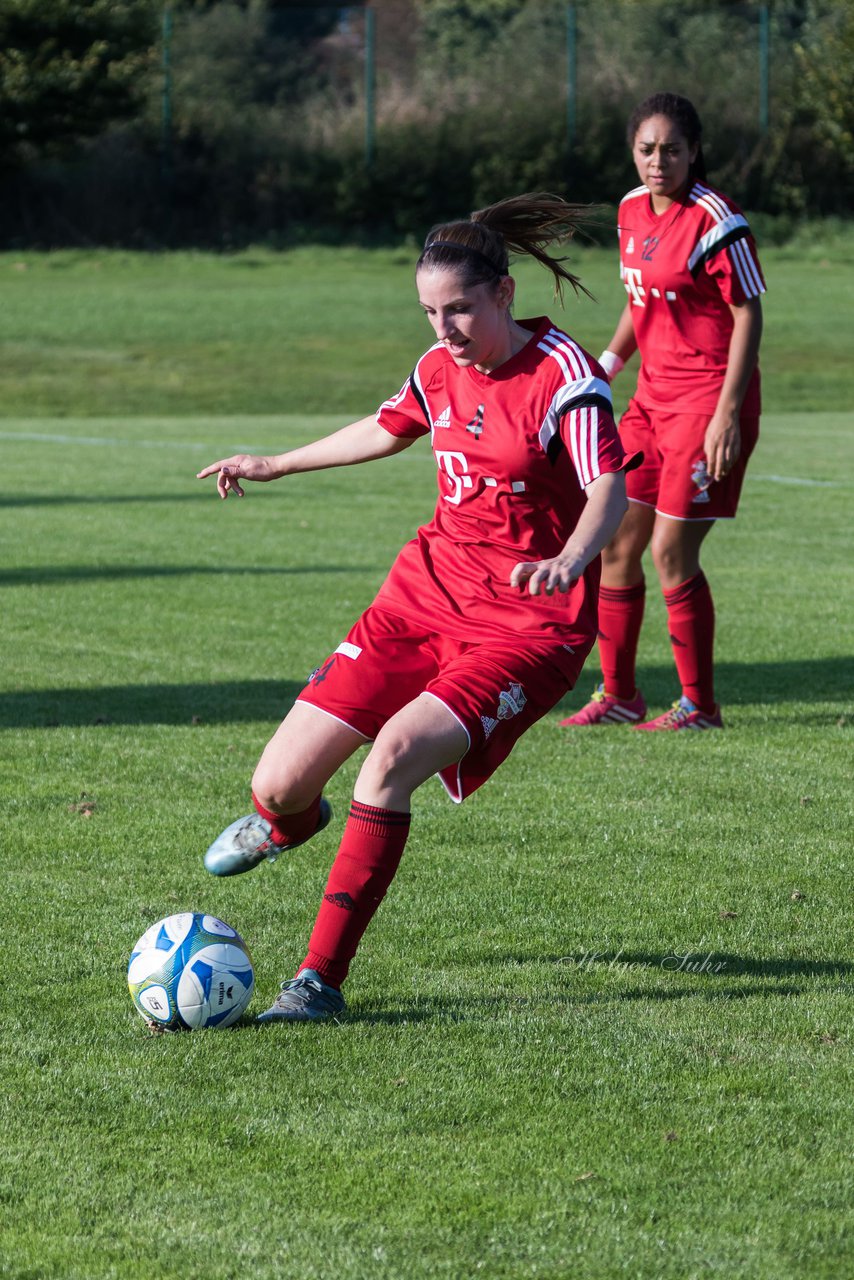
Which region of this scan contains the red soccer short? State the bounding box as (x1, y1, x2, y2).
(297, 605, 591, 803)
(618, 398, 760, 521)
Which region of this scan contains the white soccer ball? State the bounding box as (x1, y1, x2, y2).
(128, 912, 255, 1031)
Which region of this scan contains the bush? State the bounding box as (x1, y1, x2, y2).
(1, 0, 853, 247)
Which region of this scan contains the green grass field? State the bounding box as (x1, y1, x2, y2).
(1, 244, 852, 1279)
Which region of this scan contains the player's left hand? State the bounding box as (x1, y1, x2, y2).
(510, 556, 581, 596)
(704, 413, 741, 483)
(196, 453, 276, 499)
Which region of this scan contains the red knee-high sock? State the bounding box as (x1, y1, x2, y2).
(597, 580, 646, 700)
(252, 791, 321, 847)
(301, 801, 411, 989)
(663, 571, 716, 714)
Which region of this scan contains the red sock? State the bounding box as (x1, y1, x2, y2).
(663, 571, 716, 714)
(301, 801, 411, 989)
(597, 580, 646, 700)
(252, 791, 321, 847)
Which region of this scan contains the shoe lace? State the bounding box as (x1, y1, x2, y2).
(590, 683, 607, 704)
(661, 699, 691, 726)
(275, 974, 336, 1010)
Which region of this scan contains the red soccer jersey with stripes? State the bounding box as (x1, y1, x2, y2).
(618, 182, 766, 414)
(371, 316, 637, 674)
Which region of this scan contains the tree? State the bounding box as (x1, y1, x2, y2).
(0, 0, 158, 165)
(794, 0, 854, 202)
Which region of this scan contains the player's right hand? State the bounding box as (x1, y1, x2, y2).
(196, 454, 275, 499)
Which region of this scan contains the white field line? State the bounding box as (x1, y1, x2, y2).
(0, 430, 258, 451)
(752, 474, 842, 488)
(2, 432, 847, 487)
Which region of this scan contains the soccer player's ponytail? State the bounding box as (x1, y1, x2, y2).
(418, 192, 592, 301)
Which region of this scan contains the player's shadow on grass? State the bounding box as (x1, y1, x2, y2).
(344, 954, 852, 1021)
(0, 563, 359, 586)
(337, 984, 809, 1024)
(558, 656, 854, 715)
(9, 656, 854, 731)
(712, 658, 854, 708)
(1, 680, 306, 727)
(2, 493, 216, 508)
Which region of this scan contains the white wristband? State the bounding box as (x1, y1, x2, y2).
(598, 349, 625, 381)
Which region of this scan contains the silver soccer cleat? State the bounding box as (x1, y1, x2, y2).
(203, 798, 333, 877)
(256, 968, 346, 1023)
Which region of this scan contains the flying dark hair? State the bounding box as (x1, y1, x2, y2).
(627, 92, 708, 182)
(417, 193, 593, 301)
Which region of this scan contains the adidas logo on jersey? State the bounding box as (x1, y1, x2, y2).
(625, 236, 635, 255)
(433, 406, 451, 428)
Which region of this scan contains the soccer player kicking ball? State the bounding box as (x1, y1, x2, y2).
(564, 92, 765, 732)
(197, 194, 640, 1022)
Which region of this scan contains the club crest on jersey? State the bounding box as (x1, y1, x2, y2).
(433, 405, 451, 429)
(466, 404, 485, 437)
(691, 459, 711, 503)
(481, 681, 527, 740)
(497, 682, 527, 719)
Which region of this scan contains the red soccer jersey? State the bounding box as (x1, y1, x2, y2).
(618, 182, 766, 414)
(372, 316, 637, 675)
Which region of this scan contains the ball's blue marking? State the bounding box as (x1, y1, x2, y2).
(206, 1006, 236, 1028)
(155, 923, 175, 951)
(192, 959, 214, 1000)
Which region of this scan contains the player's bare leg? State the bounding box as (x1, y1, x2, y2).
(600, 499, 655, 589)
(648, 513, 713, 590)
(353, 692, 469, 811)
(204, 703, 366, 877)
(258, 694, 469, 1022)
(252, 701, 368, 814)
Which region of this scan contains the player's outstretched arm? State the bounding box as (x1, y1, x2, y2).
(510, 471, 628, 596)
(196, 415, 414, 499)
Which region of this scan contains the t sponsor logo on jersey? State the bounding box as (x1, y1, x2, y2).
(623, 266, 646, 307)
(466, 404, 485, 437)
(436, 450, 474, 505)
(433, 405, 451, 429)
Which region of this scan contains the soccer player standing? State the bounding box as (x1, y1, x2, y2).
(564, 93, 765, 731)
(197, 194, 639, 1021)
